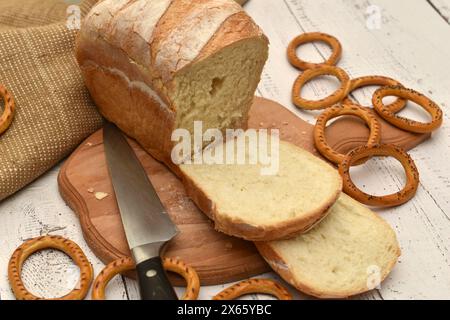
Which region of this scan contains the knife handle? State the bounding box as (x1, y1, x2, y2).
(136, 257, 178, 300)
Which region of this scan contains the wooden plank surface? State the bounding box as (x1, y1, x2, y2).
(429, 0, 450, 23)
(0, 0, 449, 300)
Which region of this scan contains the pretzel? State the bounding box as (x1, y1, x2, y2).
(92, 256, 200, 300)
(314, 104, 381, 165)
(342, 76, 407, 112)
(339, 144, 419, 207)
(373, 86, 443, 133)
(8, 235, 93, 300)
(213, 279, 292, 300)
(287, 32, 342, 70)
(292, 65, 351, 110)
(0, 84, 16, 135)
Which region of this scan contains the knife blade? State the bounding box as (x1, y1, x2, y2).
(103, 122, 179, 300)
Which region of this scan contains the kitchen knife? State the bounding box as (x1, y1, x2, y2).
(103, 122, 179, 300)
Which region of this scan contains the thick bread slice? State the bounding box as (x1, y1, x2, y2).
(76, 0, 268, 170)
(256, 194, 401, 298)
(180, 136, 342, 241)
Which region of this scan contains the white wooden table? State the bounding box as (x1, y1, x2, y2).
(1, 0, 449, 300)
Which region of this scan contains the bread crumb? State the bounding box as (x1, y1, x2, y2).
(86, 142, 93, 147)
(283, 122, 289, 126)
(87, 188, 94, 193)
(95, 192, 109, 200)
(259, 122, 264, 127)
(301, 131, 307, 135)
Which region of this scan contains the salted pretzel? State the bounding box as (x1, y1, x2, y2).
(292, 65, 351, 110)
(8, 235, 94, 300)
(342, 76, 407, 112)
(287, 32, 342, 70)
(0, 84, 16, 135)
(314, 104, 381, 165)
(339, 144, 419, 207)
(213, 279, 292, 300)
(92, 256, 200, 300)
(373, 86, 443, 134)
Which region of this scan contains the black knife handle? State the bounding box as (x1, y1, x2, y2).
(136, 256, 178, 300)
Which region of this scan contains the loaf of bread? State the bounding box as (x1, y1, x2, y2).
(256, 194, 401, 298)
(76, 0, 268, 168)
(180, 134, 343, 241)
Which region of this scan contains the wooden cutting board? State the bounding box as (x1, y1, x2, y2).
(58, 97, 429, 285)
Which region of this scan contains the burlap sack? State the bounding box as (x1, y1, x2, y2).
(0, 0, 102, 201)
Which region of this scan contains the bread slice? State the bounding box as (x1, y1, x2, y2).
(180, 134, 342, 241)
(76, 0, 268, 169)
(256, 194, 401, 298)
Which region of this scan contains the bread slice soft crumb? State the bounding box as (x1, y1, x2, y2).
(256, 194, 401, 298)
(180, 136, 342, 241)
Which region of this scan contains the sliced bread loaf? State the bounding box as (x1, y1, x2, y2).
(180, 134, 342, 241)
(76, 0, 268, 168)
(256, 194, 401, 298)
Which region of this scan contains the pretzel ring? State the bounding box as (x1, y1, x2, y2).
(213, 279, 292, 300)
(292, 65, 351, 110)
(0, 85, 16, 135)
(339, 144, 419, 207)
(8, 235, 93, 300)
(342, 76, 407, 112)
(314, 104, 381, 165)
(92, 256, 200, 300)
(287, 32, 342, 70)
(373, 86, 443, 133)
